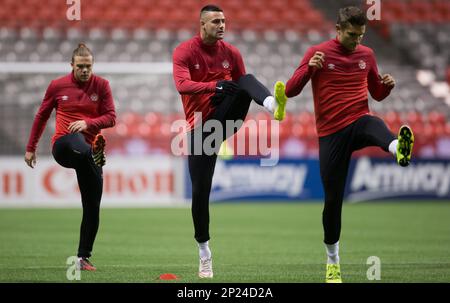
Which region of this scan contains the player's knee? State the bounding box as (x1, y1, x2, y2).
(238, 73, 256, 85)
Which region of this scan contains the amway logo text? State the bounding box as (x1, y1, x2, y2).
(349, 158, 450, 201)
(211, 162, 307, 200)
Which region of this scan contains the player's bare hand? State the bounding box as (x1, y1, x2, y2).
(25, 151, 36, 168)
(309, 51, 325, 69)
(381, 74, 395, 87)
(68, 120, 87, 133)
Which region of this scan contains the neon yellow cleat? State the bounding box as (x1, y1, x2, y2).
(326, 264, 342, 283)
(274, 81, 287, 121)
(218, 140, 234, 160)
(396, 125, 414, 167)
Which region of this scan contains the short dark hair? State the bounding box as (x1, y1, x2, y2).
(200, 4, 223, 17)
(71, 43, 93, 63)
(337, 6, 367, 29)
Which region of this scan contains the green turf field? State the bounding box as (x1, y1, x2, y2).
(0, 202, 449, 283)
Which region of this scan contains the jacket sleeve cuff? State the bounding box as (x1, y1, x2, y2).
(84, 118, 95, 130)
(209, 82, 217, 92)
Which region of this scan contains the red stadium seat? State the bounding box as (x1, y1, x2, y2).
(405, 111, 422, 125)
(384, 111, 401, 125)
(427, 111, 446, 124)
(0, 0, 335, 32)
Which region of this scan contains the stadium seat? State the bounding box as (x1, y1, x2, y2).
(0, 0, 448, 158)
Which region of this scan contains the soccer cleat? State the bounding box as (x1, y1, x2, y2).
(325, 264, 342, 283)
(218, 140, 234, 160)
(77, 257, 96, 271)
(274, 81, 288, 121)
(92, 134, 106, 167)
(396, 125, 414, 167)
(198, 257, 213, 278)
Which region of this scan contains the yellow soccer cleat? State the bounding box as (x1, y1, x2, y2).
(396, 125, 414, 167)
(326, 264, 342, 283)
(274, 81, 287, 121)
(218, 140, 234, 160)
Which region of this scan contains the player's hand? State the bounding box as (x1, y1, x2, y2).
(216, 80, 239, 97)
(25, 151, 36, 168)
(68, 120, 88, 133)
(308, 51, 325, 69)
(381, 74, 395, 87)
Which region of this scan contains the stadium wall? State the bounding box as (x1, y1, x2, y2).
(193, 157, 450, 202)
(346, 157, 450, 202)
(0, 156, 185, 207)
(1, 157, 449, 207)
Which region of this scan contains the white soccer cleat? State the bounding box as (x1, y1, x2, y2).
(198, 257, 213, 278)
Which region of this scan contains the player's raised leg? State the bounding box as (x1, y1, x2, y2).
(351, 116, 414, 167)
(228, 74, 287, 121)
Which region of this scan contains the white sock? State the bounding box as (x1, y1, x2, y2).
(198, 241, 211, 259)
(263, 96, 275, 113)
(388, 139, 398, 157)
(325, 241, 340, 264)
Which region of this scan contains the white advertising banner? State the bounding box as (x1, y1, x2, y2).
(0, 156, 185, 207)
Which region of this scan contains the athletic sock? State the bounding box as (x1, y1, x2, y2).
(198, 241, 211, 259)
(263, 96, 275, 113)
(325, 241, 340, 264)
(389, 139, 398, 157)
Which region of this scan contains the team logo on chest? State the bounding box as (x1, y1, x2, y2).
(328, 63, 335, 70)
(358, 60, 366, 70)
(194, 64, 200, 70)
(90, 93, 99, 102)
(61, 95, 69, 101)
(222, 60, 230, 69)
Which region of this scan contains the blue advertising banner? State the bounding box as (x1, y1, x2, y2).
(184, 158, 450, 202)
(185, 158, 324, 201)
(345, 157, 450, 201)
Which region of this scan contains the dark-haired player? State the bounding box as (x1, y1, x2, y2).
(282, 7, 414, 282)
(172, 4, 287, 278)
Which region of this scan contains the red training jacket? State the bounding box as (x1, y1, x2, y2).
(172, 35, 246, 129)
(286, 38, 392, 137)
(26, 72, 116, 152)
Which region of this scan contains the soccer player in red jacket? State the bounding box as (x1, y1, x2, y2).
(24, 44, 116, 271)
(172, 5, 287, 278)
(283, 7, 414, 282)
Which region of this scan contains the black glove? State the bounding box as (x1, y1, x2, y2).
(215, 80, 239, 96)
